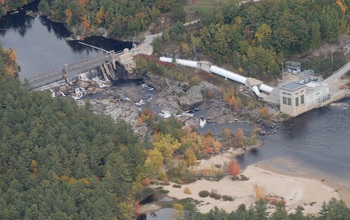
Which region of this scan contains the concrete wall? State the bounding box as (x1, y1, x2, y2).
(280, 87, 306, 117)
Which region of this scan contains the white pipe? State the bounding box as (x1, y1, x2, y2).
(209, 65, 247, 84)
(252, 86, 261, 96)
(159, 57, 172, 63)
(159, 57, 274, 94)
(159, 57, 198, 68)
(177, 59, 198, 68)
(259, 84, 274, 93)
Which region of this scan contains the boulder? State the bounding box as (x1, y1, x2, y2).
(185, 85, 203, 104)
(86, 87, 101, 95)
(76, 80, 91, 88)
(58, 85, 70, 92)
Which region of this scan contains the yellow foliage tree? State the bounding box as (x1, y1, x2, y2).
(144, 148, 163, 176)
(255, 23, 272, 44)
(184, 148, 197, 166)
(180, 42, 192, 57)
(96, 7, 105, 25)
(172, 202, 184, 220)
(234, 128, 245, 147)
(30, 160, 39, 177)
(153, 133, 180, 164)
(65, 9, 72, 26)
(253, 184, 266, 200)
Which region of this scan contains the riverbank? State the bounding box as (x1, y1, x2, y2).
(257, 157, 350, 208)
(150, 156, 343, 215)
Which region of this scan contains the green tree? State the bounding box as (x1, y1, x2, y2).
(255, 200, 269, 220)
(170, 2, 186, 23)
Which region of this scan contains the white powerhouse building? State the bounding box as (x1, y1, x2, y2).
(279, 82, 330, 117)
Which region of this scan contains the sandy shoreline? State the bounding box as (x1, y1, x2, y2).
(143, 148, 350, 215)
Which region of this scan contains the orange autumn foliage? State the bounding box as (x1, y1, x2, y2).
(82, 14, 90, 30)
(336, 0, 347, 14)
(142, 177, 151, 186)
(8, 49, 16, 62)
(227, 160, 240, 176)
(183, 187, 191, 194)
(77, 0, 88, 5)
(253, 184, 266, 200)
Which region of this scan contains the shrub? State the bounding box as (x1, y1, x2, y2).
(157, 172, 167, 181)
(209, 190, 222, 200)
(198, 190, 210, 198)
(160, 182, 170, 186)
(158, 189, 169, 194)
(173, 184, 182, 188)
(191, 75, 201, 85)
(184, 187, 191, 194)
(240, 175, 249, 181)
(259, 107, 270, 119)
(142, 177, 152, 186)
(222, 195, 234, 201)
(231, 176, 239, 181)
(253, 184, 266, 200)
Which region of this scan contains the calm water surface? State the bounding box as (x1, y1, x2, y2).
(0, 1, 131, 79)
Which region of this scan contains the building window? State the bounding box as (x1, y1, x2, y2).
(283, 97, 287, 104)
(287, 98, 291, 105)
(301, 95, 304, 104)
(296, 97, 299, 106)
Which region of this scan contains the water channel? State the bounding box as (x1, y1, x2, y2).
(1, 2, 350, 219)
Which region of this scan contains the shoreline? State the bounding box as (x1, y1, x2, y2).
(256, 157, 350, 208)
(145, 153, 346, 215)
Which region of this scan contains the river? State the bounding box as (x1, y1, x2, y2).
(0, 0, 131, 80)
(1, 2, 350, 220)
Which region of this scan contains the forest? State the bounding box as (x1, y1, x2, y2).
(157, 0, 350, 78)
(0, 75, 148, 219)
(170, 198, 350, 220)
(0, 0, 36, 17)
(37, 0, 185, 39)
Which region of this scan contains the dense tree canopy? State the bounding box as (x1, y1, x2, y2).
(163, 0, 350, 78)
(180, 198, 350, 220)
(38, 0, 186, 38)
(0, 76, 146, 219)
(0, 0, 36, 17)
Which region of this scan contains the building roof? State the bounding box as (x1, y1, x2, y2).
(280, 82, 305, 91)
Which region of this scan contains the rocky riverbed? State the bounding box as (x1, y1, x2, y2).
(51, 72, 280, 137)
